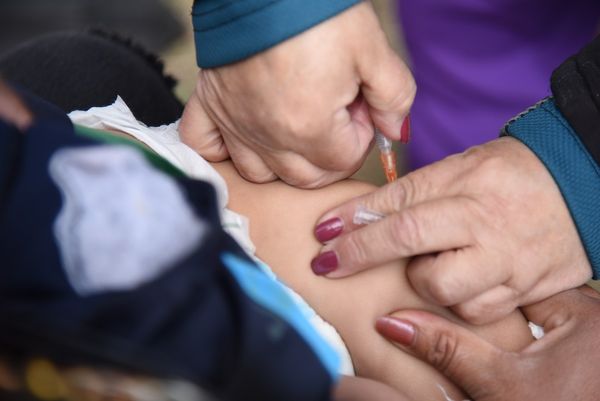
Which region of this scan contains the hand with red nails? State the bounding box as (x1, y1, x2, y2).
(375, 285, 600, 401)
(312, 137, 592, 324)
(179, 2, 414, 189)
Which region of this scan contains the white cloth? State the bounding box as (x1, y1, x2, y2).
(50, 145, 207, 296)
(68, 97, 354, 375)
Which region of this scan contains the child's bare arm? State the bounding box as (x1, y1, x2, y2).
(214, 161, 533, 400)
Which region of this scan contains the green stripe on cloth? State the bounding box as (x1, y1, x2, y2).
(74, 124, 184, 178)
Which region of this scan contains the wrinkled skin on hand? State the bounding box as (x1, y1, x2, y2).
(180, 2, 415, 188)
(377, 285, 600, 401)
(314, 137, 592, 324)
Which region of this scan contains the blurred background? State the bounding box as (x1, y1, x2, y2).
(0, 0, 403, 186)
(1, 1, 600, 398)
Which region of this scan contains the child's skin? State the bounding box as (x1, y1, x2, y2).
(213, 161, 533, 400)
(97, 126, 532, 399)
(0, 83, 539, 400)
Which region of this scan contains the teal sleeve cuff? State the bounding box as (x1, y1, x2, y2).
(192, 0, 361, 68)
(502, 98, 600, 278)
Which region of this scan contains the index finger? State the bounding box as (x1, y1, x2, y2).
(312, 197, 474, 278)
(314, 153, 473, 243)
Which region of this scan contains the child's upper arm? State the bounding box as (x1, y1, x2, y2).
(215, 161, 532, 400)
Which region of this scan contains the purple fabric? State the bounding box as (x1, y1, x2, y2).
(397, 0, 600, 169)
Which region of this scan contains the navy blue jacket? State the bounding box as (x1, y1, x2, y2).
(0, 90, 339, 400)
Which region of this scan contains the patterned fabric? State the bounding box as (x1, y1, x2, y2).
(503, 98, 600, 278)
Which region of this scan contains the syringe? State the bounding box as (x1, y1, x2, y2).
(375, 129, 398, 183)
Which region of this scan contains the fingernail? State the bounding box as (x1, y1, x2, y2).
(311, 251, 339, 276)
(315, 217, 344, 243)
(375, 317, 415, 346)
(400, 115, 411, 144)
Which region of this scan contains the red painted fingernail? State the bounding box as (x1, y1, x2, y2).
(315, 217, 344, 243)
(400, 115, 411, 144)
(375, 317, 415, 346)
(311, 251, 339, 275)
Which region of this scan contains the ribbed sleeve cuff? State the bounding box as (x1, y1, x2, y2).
(502, 98, 600, 278)
(192, 0, 361, 68)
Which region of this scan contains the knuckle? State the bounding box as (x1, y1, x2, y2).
(385, 56, 417, 112)
(272, 107, 322, 143)
(461, 144, 489, 164)
(275, 161, 309, 185)
(387, 85, 414, 116)
(236, 164, 276, 183)
(275, 162, 338, 189)
(376, 181, 404, 213)
(427, 329, 460, 375)
(467, 155, 512, 194)
(202, 146, 228, 162)
(283, 172, 321, 189)
(476, 155, 507, 178)
(192, 133, 225, 158)
(286, 115, 314, 140)
(403, 75, 417, 106)
(453, 302, 488, 324)
(389, 210, 423, 254)
(340, 233, 370, 269)
(466, 194, 509, 234)
(390, 178, 412, 208)
(425, 274, 458, 306)
(390, 174, 425, 206)
(269, 109, 291, 136)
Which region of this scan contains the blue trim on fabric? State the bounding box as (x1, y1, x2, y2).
(193, 0, 361, 68)
(504, 98, 600, 278)
(221, 252, 340, 379)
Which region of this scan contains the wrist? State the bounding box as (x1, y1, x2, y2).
(501, 98, 600, 278)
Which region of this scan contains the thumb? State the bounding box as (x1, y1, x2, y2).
(357, 43, 415, 142)
(376, 311, 510, 399)
(179, 87, 229, 161)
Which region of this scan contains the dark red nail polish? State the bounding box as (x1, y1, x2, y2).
(400, 115, 411, 144)
(314, 218, 344, 243)
(375, 317, 415, 346)
(311, 251, 339, 275)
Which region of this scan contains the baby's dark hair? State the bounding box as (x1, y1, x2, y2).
(0, 29, 183, 126)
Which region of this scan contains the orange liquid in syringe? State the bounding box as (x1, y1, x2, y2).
(379, 152, 397, 183)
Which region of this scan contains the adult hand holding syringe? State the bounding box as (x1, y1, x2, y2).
(311, 137, 592, 326)
(180, 2, 414, 189)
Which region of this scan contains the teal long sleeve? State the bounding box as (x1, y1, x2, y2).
(502, 98, 600, 278)
(192, 0, 361, 68)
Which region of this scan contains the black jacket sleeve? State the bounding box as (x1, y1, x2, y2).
(551, 35, 600, 165)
